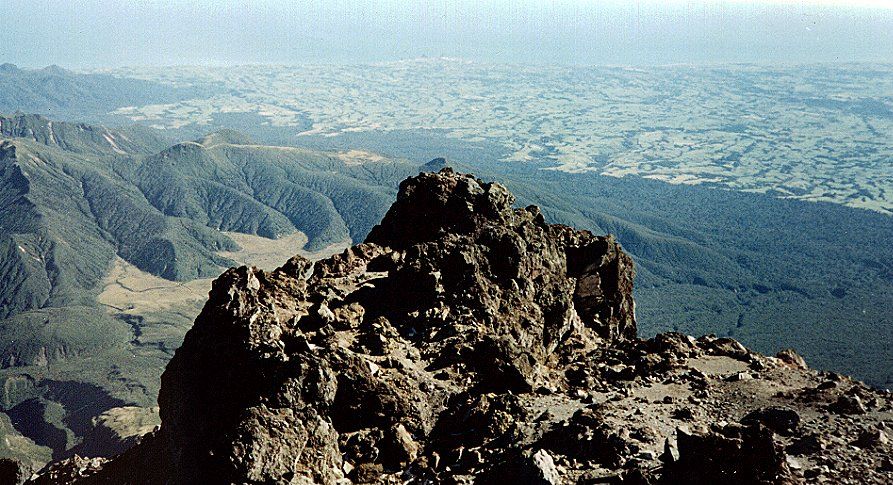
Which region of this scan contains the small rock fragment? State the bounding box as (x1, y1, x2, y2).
(672, 407, 695, 421)
(482, 449, 562, 485)
(661, 435, 680, 464)
(787, 434, 826, 456)
(804, 465, 830, 479)
(830, 394, 867, 415)
(726, 371, 753, 382)
(741, 407, 800, 435)
(776, 348, 809, 370)
(854, 429, 889, 449)
(528, 449, 562, 485)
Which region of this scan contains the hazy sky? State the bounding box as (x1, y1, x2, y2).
(2, 0, 893, 68)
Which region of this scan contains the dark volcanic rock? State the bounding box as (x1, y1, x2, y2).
(27, 169, 893, 484)
(661, 424, 793, 484)
(741, 407, 800, 436)
(30, 169, 634, 484)
(540, 407, 633, 468)
(830, 393, 868, 415)
(480, 448, 562, 485)
(0, 459, 24, 485)
(26, 455, 107, 485)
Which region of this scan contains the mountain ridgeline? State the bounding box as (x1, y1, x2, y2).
(0, 113, 417, 320)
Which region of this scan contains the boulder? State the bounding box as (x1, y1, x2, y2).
(660, 424, 794, 484)
(776, 349, 808, 370)
(741, 407, 800, 436)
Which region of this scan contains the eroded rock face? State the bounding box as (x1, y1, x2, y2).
(38, 169, 633, 484)
(28, 169, 893, 484)
(662, 423, 793, 484)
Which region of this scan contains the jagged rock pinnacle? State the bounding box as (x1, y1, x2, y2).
(28, 169, 893, 484)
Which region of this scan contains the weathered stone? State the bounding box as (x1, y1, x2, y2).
(480, 449, 562, 485)
(380, 423, 420, 468)
(854, 429, 889, 449)
(26, 456, 107, 485)
(701, 337, 750, 360)
(830, 394, 867, 415)
(776, 348, 809, 370)
(727, 371, 753, 382)
(787, 433, 826, 456)
(741, 407, 800, 436)
(661, 435, 680, 464)
(540, 408, 631, 468)
(29, 169, 636, 484)
(661, 424, 793, 484)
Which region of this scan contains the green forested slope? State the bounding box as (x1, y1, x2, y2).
(0, 114, 419, 323)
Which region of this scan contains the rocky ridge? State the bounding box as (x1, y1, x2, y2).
(26, 169, 893, 484)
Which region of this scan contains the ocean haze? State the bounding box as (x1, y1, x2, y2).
(1, 0, 892, 68)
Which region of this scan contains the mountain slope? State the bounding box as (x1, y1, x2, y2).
(0, 113, 168, 156)
(0, 114, 420, 322)
(0, 114, 422, 471)
(28, 169, 892, 484)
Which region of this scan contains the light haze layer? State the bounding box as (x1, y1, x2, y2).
(1, 0, 892, 67)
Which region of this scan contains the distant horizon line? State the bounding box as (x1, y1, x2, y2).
(5, 57, 893, 72)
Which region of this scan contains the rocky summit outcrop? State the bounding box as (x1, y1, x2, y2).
(27, 169, 893, 484)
